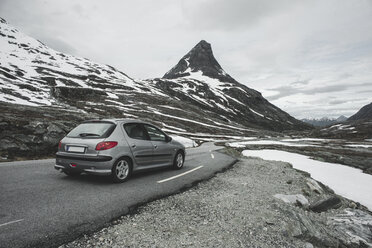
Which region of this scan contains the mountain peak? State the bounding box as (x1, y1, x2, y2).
(163, 40, 227, 80)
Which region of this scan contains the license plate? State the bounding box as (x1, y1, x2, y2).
(67, 146, 85, 153)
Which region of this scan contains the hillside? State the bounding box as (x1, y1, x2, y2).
(348, 102, 372, 121)
(0, 17, 310, 159)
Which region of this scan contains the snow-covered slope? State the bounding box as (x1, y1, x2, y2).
(0, 17, 166, 107)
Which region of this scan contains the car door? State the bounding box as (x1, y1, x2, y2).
(143, 124, 174, 166)
(123, 123, 154, 166)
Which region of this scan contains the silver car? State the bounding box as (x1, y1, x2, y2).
(55, 119, 186, 183)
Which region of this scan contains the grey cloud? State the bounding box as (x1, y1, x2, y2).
(267, 82, 370, 101)
(41, 36, 77, 55)
(183, 0, 296, 31)
(290, 79, 310, 86)
(329, 99, 351, 105)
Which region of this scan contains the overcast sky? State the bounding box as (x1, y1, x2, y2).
(0, 0, 371, 119)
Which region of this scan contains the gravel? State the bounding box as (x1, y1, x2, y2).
(61, 156, 372, 248)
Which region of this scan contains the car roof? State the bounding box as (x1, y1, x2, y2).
(83, 118, 148, 124)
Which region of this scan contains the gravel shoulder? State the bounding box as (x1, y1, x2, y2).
(61, 150, 372, 248)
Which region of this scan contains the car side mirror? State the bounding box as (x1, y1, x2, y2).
(166, 136, 172, 142)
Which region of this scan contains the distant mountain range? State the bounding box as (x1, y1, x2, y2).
(302, 116, 348, 127)
(310, 104, 372, 140)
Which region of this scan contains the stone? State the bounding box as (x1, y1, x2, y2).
(274, 194, 309, 207)
(328, 208, 372, 247)
(306, 178, 323, 194)
(304, 242, 314, 248)
(284, 209, 338, 246)
(310, 196, 342, 213)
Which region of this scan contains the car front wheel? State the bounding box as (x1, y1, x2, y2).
(111, 157, 132, 183)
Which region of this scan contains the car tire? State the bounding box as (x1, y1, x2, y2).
(173, 151, 184, 170)
(111, 157, 132, 183)
(63, 170, 81, 176)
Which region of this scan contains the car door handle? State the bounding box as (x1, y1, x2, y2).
(154, 145, 158, 149)
(131, 144, 136, 148)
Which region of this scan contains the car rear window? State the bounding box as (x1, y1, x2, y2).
(67, 122, 116, 138)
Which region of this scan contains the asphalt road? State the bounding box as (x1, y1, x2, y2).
(0, 143, 236, 248)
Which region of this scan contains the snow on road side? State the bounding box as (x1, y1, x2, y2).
(242, 149, 372, 211)
(228, 140, 317, 148)
(281, 138, 330, 142)
(344, 144, 372, 148)
(169, 135, 197, 148)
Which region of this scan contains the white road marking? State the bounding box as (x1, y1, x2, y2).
(211, 153, 215, 159)
(0, 219, 24, 228)
(157, 166, 204, 183)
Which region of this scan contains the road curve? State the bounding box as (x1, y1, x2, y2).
(0, 143, 236, 248)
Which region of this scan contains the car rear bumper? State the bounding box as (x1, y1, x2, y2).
(55, 153, 113, 175)
(56, 153, 112, 162)
(54, 164, 112, 175)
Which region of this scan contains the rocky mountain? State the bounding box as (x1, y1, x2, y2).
(302, 116, 347, 127)
(155, 40, 309, 131)
(0, 17, 310, 159)
(348, 102, 372, 121)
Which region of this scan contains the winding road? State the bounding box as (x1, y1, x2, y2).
(0, 143, 236, 248)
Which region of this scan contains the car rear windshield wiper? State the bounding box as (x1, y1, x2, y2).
(78, 133, 101, 137)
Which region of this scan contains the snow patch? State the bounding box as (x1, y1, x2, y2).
(169, 135, 197, 148)
(242, 149, 372, 211)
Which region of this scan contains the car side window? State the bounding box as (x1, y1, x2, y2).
(124, 123, 149, 140)
(144, 125, 166, 142)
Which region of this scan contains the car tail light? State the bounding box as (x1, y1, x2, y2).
(58, 140, 62, 149)
(95, 141, 118, 150)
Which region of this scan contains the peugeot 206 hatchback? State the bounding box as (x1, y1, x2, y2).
(55, 119, 186, 183)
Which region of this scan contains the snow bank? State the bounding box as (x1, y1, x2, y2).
(170, 135, 197, 148)
(345, 144, 372, 148)
(281, 138, 329, 142)
(242, 149, 372, 211)
(228, 140, 317, 148)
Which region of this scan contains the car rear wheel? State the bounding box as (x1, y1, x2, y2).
(173, 151, 184, 170)
(111, 157, 132, 183)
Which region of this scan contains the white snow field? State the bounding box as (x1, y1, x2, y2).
(242, 149, 372, 211)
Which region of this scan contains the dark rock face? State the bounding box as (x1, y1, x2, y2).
(164, 40, 226, 80)
(0, 103, 87, 159)
(310, 196, 342, 213)
(51, 86, 108, 102)
(348, 102, 372, 121)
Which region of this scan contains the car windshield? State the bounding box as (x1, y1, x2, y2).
(67, 122, 116, 138)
